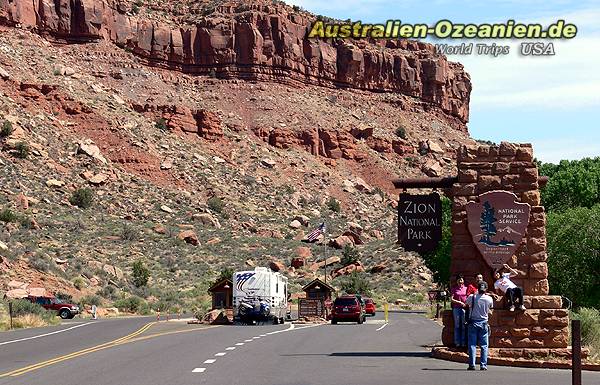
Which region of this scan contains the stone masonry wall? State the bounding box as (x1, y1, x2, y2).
(442, 142, 569, 355)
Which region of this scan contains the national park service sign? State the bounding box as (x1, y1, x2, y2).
(466, 191, 530, 269)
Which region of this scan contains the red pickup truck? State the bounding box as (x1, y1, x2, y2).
(26, 295, 80, 319)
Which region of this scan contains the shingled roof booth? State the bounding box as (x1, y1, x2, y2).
(299, 279, 335, 318)
(208, 278, 233, 310)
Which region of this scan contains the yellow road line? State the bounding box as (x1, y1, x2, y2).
(0, 322, 155, 377)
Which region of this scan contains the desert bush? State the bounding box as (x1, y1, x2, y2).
(55, 292, 73, 303)
(396, 125, 407, 139)
(72, 277, 85, 290)
(29, 255, 50, 272)
(0, 120, 13, 137)
(121, 224, 138, 241)
(14, 141, 29, 158)
(113, 296, 145, 313)
(0, 208, 18, 223)
(9, 299, 46, 317)
(155, 118, 168, 130)
(326, 197, 341, 213)
(132, 259, 150, 288)
(218, 267, 234, 281)
(96, 285, 117, 300)
(341, 244, 360, 266)
(70, 188, 94, 209)
(80, 295, 102, 307)
(340, 272, 372, 296)
(207, 196, 224, 213)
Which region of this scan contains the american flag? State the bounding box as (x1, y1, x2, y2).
(305, 222, 326, 243)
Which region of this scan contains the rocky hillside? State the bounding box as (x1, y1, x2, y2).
(0, 0, 474, 311)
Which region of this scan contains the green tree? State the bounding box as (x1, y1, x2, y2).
(546, 204, 600, 308)
(479, 201, 497, 244)
(218, 267, 234, 281)
(421, 196, 452, 288)
(132, 260, 150, 288)
(539, 157, 600, 212)
(341, 244, 360, 266)
(340, 272, 372, 296)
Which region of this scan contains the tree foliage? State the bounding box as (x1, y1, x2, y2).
(546, 204, 600, 308)
(341, 244, 360, 266)
(421, 196, 452, 288)
(539, 157, 600, 212)
(340, 272, 372, 296)
(132, 260, 150, 288)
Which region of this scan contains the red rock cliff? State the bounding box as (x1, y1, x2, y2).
(0, 0, 471, 123)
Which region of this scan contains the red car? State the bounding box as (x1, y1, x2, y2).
(364, 298, 376, 316)
(27, 295, 80, 319)
(331, 295, 365, 324)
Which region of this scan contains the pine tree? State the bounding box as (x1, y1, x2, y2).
(479, 201, 497, 244)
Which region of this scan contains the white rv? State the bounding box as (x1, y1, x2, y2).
(233, 267, 288, 324)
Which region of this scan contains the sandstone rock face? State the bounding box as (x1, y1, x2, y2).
(0, 0, 471, 123)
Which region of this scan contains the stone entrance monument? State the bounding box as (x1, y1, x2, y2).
(441, 142, 571, 361)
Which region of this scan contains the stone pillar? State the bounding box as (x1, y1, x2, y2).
(441, 142, 570, 359)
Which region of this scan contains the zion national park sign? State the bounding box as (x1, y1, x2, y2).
(466, 191, 531, 269)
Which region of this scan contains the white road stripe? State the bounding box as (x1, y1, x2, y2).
(225, 347, 236, 350)
(0, 322, 93, 346)
(235, 342, 244, 346)
(252, 336, 261, 339)
(244, 339, 253, 342)
(215, 352, 227, 356)
(204, 359, 216, 364)
(259, 334, 267, 337)
(376, 323, 389, 331)
(192, 368, 206, 373)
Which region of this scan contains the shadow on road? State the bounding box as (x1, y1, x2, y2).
(331, 352, 431, 358)
(280, 352, 431, 358)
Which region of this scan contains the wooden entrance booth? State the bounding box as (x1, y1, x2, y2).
(208, 278, 233, 310)
(298, 279, 334, 318)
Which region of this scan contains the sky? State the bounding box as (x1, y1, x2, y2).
(286, 0, 599, 163)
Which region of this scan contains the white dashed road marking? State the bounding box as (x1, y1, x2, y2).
(193, 323, 322, 374)
(376, 323, 389, 331)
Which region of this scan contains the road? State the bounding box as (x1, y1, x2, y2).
(0, 312, 598, 385)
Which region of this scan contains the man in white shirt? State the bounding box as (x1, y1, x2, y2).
(465, 281, 493, 371)
(493, 263, 525, 312)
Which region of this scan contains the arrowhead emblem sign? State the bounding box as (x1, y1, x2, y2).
(465, 191, 530, 270)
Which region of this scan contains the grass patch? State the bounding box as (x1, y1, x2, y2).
(572, 307, 600, 361)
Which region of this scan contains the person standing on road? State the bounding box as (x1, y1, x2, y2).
(450, 275, 468, 347)
(91, 304, 97, 320)
(465, 281, 493, 371)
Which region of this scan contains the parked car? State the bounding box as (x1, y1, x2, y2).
(364, 298, 376, 316)
(26, 295, 80, 319)
(331, 295, 365, 324)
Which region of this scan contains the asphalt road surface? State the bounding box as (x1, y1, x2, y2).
(0, 312, 598, 385)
